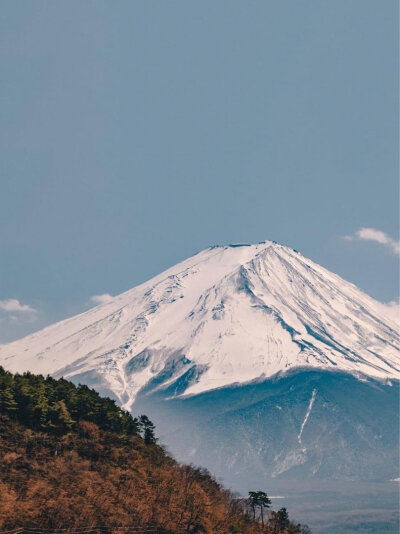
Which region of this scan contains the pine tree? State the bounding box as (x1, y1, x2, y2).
(48, 400, 75, 434)
(139, 414, 157, 445)
(248, 491, 258, 521)
(248, 490, 271, 526)
(275, 507, 289, 532)
(0, 366, 141, 437)
(0, 385, 17, 415)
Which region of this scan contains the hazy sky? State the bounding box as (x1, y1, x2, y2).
(0, 0, 398, 342)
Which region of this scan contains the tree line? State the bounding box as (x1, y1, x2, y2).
(0, 366, 155, 443)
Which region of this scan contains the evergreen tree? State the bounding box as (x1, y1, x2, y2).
(48, 400, 75, 434)
(275, 507, 290, 532)
(0, 366, 142, 438)
(0, 385, 17, 415)
(248, 490, 271, 525)
(248, 491, 258, 521)
(139, 414, 157, 445)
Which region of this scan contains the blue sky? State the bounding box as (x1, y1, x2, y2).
(0, 0, 398, 342)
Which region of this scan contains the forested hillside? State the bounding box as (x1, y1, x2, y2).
(0, 367, 309, 533)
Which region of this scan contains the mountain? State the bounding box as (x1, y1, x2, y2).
(0, 242, 398, 405)
(1, 241, 399, 529)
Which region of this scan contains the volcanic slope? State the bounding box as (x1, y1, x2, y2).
(0, 242, 398, 411)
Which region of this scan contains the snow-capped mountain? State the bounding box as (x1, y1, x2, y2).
(1, 241, 399, 499)
(0, 241, 399, 411)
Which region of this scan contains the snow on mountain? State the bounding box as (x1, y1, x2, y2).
(0, 241, 398, 410)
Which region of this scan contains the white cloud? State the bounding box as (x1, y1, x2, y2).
(343, 227, 400, 255)
(0, 298, 37, 314)
(0, 299, 38, 327)
(90, 293, 114, 305)
(357, 228, 390, 245)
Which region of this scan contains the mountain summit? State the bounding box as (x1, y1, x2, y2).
(1, 242, 398, 410)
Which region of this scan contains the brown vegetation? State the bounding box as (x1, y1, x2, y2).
(0, 416, 244, 532)
(0, 369, 309, 533)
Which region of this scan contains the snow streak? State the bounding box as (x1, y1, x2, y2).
(298, 388, 317, 445)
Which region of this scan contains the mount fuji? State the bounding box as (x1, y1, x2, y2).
(1, 241, 399, 493)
